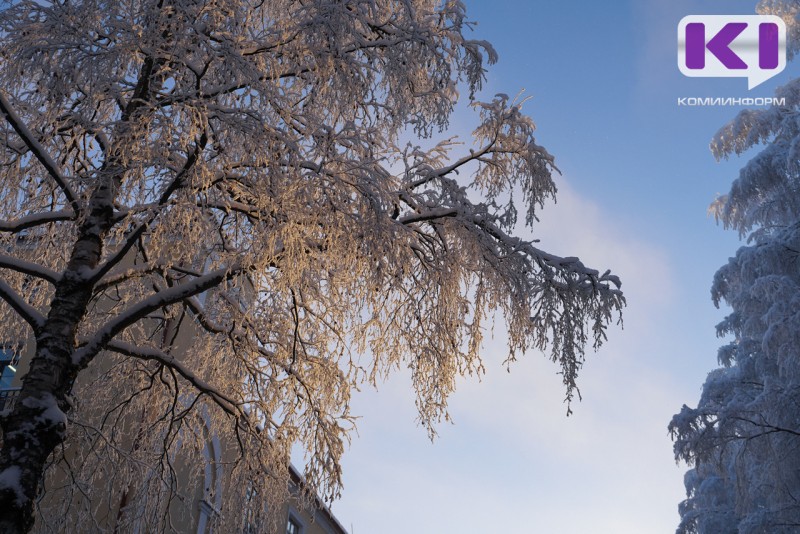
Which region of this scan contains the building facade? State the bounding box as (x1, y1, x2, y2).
(0, 343, 348, 534)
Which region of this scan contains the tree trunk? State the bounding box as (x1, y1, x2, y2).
(0, 52, 159, 532)
(0, 186, 114, 532)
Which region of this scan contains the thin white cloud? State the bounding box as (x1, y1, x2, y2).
(331, 179, 687, 534)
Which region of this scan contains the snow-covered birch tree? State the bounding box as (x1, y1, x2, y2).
(670, 2, 800, 532)
(0, 1, 624, 532)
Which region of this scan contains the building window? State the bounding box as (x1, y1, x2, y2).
(0, 388, 20, 412)
(0, 345, 20, 390)
(241, 484, 263, 534)
(286, 516, 301, 534)
(196, 498, 220, 534)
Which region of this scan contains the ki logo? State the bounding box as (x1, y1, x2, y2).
(678, 15, 787, 89)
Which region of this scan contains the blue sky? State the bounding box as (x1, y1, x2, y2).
(321, 1, 800, 532)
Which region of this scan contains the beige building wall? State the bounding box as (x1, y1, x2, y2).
(2, 341, 348, 534)
(0, 259, 349, 534)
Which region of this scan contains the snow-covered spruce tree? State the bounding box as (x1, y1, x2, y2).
(670, 2, 800, 532)
(0, 1, 624, 532)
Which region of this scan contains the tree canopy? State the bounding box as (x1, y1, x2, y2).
(0, 1, 623, 532)
(670, 2, 800, 532)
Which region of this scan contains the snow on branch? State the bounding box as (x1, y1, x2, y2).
(73, 265, 244, 367)
(0, 278, 44, 332)
(0, 211, 75, 233)
(93, 265, 161, 293)
(0, 254, 60, 285)
(88, 135, 207, 285)
(105, 340, 242, 420)
(0, 91, 79, 214)
(399, 208, 459, 224)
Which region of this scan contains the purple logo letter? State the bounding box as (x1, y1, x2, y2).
(760, 23, 780, 69)
(686, 22, 748, 70)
